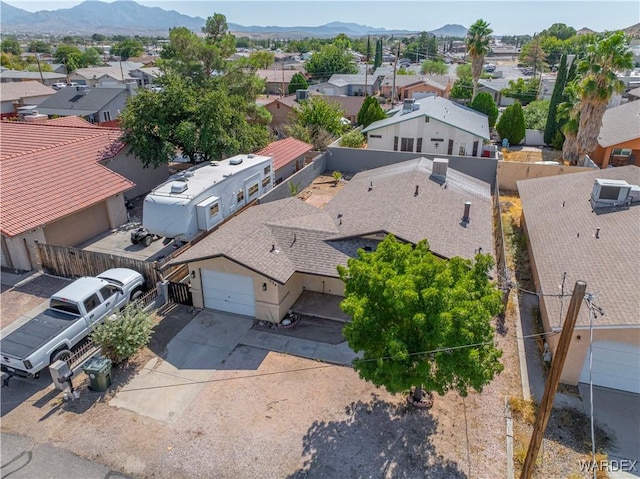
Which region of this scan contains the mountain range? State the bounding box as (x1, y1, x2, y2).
(0, 0, 468, 37)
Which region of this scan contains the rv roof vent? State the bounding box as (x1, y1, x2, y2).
(223, 173, 233, 178)
(170, 181, 188, 194)
(210, 161, 219, 166)
(247, 154, 255, 159)
(183, 171, 195, 178)
(229, 157, 243, 165)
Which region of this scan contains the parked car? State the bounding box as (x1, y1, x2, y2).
(52, 82, 67, 90)
(0, 268, 145, 378)
(483, 64, 496, 73)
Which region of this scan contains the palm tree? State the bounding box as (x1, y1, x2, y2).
(572, 32, 633, 164)
(465, 19, 493, 100)
(558, 83, 581, 164)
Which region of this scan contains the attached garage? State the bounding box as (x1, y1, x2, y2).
(201, 270, 255, 317)
(579, 341, 640, 394)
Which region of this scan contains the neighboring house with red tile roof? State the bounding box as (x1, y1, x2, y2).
(589, 101, 640, 168)
(0, 119, 169, 271)
(256, 137, 313, 184)
(0, 81, 56, 118)
(518, 166, 640, 393)
(169, 157, 493, 322)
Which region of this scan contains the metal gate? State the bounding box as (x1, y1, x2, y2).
(168, 281, 193, 306)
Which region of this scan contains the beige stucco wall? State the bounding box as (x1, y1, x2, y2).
(2, 228, 46, 271)
(498, 161, 592, 191)
(44, 202, 110, 247)
(300, 273, 345, 296)
(105, 195, 128, 228)
(100, 149, 170, 200)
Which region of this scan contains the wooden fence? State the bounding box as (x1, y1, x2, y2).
(37, 243, 162, 286)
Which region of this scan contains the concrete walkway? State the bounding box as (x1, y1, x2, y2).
(110, 311, 253, 423)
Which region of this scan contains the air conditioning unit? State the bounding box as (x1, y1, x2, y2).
(591, 179, 631, 207)
(170, 181, 188, 194)
(229, 157, 243, 165)
(296, 89, 310, 101)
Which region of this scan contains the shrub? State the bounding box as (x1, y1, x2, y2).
(523, 99, 550, 130)
(469, 92, 499, 128)
(91, 303, 154, 364)
(497, 101, 526, 145)
(340, 129, 366, 148)
(332, 170, 342, 184)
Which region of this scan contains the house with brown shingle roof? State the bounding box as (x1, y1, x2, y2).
(0, 81, 56, 119)
(256, 69, 303, 95)
(518, 166, 640, 393)
(0, 118, 169, 271)
(589, 101, 640, 168)
(256, 137, 313, 184)
(169, 157, 493, 322)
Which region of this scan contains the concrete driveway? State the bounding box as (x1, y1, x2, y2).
(578, 384, 640, 478)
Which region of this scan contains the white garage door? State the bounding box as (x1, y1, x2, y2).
(579, 341, 640, 393)
(201, 270, 255, 317)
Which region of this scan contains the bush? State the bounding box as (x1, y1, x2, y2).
(551, 130, 564, 150)
(91, 303, 154, 364)
(469, 92, 498, 128)
(523, 99, 550, 130)
(497, 101, 526, 145)
(340, 129, 366, 148)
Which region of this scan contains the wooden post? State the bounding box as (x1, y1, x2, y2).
(520, 280, 587, 479)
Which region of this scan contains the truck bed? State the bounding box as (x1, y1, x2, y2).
(0, 309, 80, 360)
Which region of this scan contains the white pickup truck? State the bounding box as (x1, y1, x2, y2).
(0, 269, 145, 378)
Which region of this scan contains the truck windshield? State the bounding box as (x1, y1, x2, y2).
(50, 299, 81, 315)
(97, 276, 123, 287)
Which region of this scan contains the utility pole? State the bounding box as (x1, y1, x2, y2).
(281, 60, 285, 97)
(33, 45, 44, 84)
(391, 41, 400, 105)
(520, 280, 587, 479)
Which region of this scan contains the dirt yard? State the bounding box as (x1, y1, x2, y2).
(502, 147, 565, 165)
(1, 280, 524, 479)
(298, 173, 347, 208)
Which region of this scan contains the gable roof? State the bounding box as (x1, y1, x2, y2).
(256, 69, 300, 83)
(256, 137, 313, 171)
(327, 73, 382, 86)
(0, 70, 66, 81)
(36, 87, 127, 116)
(362, 95, 490, 140)
(321, 95, 366, 118)
(0, 81, 55, 102)
(73, 66, 135, 81)
(0, 121, 133, 237)
(170, 157, 493, 282)
(597, 101, 640, 148)
(517, 166, 640, 328)
(478, 78, 513, 93)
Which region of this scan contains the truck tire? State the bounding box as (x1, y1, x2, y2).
(130, 288, 144, 301)
(51, 349, 72, 364)
(143, 235, 152, 247)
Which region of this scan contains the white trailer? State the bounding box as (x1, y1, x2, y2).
(141, 154, 274, 243)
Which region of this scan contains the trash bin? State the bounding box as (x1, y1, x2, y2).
(82, 357, 112, 392)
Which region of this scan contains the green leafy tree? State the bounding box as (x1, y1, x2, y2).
(288, 72, 309, 94)
(519, 35, 548, 73)
(373, 38, 383, 69)
(91, 33, 107, 42)
(465, 19, 493, 99)
(1, 38, 22, 55)
(111, 38, 144, 60)
(572, 31, 634, 164)
(286, 96, 347, 150)
(456, 63, 472, 79)
(540, 23, 576, 41)
(120, 73, 271, 168)
(304, 44, 358, 80)
(340, 129, 366, 148)
(469, 92, 498, 128)
(544, 53, 568, 145)
(357, 96, 386, 128)
(248, 50, 275, 69)
(539, 35, 565, 67)
(338, 235, 504, 402)
(54, 44, 83, 73)
(501, 77, 540, 105)
(421, 60, 448, 75)
(333, 33, 351, 51)
(28, 40, 51, 54)
(523, 99, 550, 130)
(81, 47, 102, 67)
(497, 101, 526, 145)
(90, 303, 154, 365)
(450, 76, 473, 101)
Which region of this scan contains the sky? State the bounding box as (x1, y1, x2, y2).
(5, 0, 639, 35)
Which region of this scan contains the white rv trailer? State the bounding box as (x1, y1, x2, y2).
(142, 153, 274, 243)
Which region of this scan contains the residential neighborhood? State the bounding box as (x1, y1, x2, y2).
(1, 3, 639, 479)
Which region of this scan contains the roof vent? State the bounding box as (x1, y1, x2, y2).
(170, 182, 188, 194)
(590, 179, 633, 208)
(229, 157, 243, 165)
(402, 98, 416, 114)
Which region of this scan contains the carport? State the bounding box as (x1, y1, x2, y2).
(290, 291, 350, 323)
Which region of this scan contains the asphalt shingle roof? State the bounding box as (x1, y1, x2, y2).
(517, 166, 640, 328)
(0, 80, 55, 102)
(596, 101, 640, 148)
(362, 95, 490, 140)
(36, 87, 126, 116)
(0, 121, 133, 237)
(171, 157, 494, 282)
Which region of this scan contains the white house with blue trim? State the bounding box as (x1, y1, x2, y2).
(362, 96, 490, 157)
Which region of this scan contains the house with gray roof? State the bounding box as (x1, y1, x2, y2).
(518, 166, 640, 393)
(170, 157, 494, 322)
(0, 69, 66, 87)
(0, 80, 55, 118)
(589, 101, 640, 168)
(477, 79, 515, 107)
(36, 86, 133, 124)
(312, 74, 384, 97)
(362, 96, 491, 157)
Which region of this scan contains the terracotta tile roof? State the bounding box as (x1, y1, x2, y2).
(44, 116, 105, 128)
(0, 81, 56, 102)
(518, 166, 640, 328)
(256, 137, 312, 171)
(170, 157, 493, 283)
(0, 121, 134, 237)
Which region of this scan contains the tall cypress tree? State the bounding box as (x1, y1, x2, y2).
(374, 39, 383, 69)
(544, 53, 567, 145)
(366, 35, 371, 63)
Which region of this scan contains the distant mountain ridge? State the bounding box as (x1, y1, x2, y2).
(0, 0, 468, 37)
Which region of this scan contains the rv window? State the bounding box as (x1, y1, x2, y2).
(262, 177, 270, 188)
(248, 183, 259, 197)
(237, 190, 245, 203)
(209, 203, 219, 216)
(264, 165, 271, 175)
